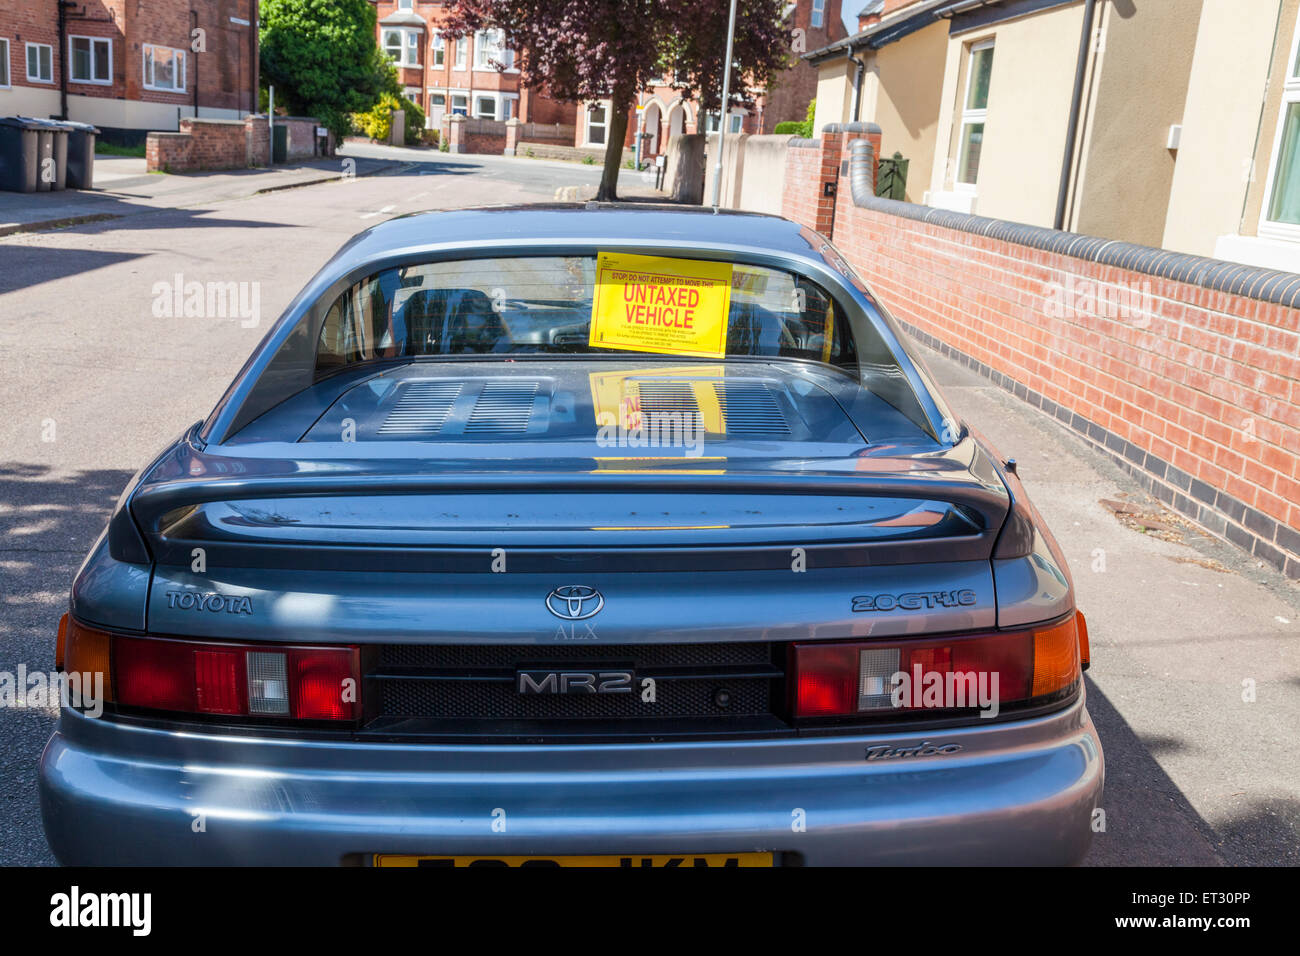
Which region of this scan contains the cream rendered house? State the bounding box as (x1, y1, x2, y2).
(806, 0, 1300, 273)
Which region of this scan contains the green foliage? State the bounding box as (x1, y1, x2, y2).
(774, 99, 817, 138)
(773, 121, 803, 135)
(582, 155, 596, 165)
(260, 0, 396, 141)
(353, 91, 423, 143)
(401, 95, 426, 145)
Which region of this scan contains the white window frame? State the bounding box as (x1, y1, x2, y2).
(26, 42, 53, 84)
(449, 90, 469, 116)
(383, 27, 420, 68)
(474, 29, 514, 72)
(1259, 11, 1300, 242)
(955, 38, 994, 190)
(454, 37, 468, 71)
(811, 0, 826, 29)
(584, 101, 609, 147)
(142, 44, 186, 93)
(68, 35, 112, 85)
(474, 93, 496, 119)
(431, 31, 445, 68)
(0, 38, 10, 88)
(398, 0, 413, 9)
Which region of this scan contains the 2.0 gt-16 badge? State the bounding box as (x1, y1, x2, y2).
(164, 591, 253, 615)
(852, 589, 977, 612)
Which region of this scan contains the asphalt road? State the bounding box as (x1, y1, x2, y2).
(0, 148, 1295, 865)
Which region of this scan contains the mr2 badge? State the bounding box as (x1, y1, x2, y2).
(851, 589, 977, 612)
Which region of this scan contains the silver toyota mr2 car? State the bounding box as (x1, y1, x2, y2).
(40, 204, 1102, 866)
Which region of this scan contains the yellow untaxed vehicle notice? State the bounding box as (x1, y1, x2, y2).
(589, 252, 733, 358)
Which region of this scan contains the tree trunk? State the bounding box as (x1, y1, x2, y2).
(595, 94, 631, 202)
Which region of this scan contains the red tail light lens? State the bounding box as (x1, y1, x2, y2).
(106, 632, 360, 722)
(289, 647, 358, 720)
(792, 614, 1081, 719)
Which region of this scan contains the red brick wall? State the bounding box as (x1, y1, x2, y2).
(781, 126, 880, 236)
(0, 0, 259, 118)
(830, 191, 1300, 578)
(782, 144, 836, 234)
(145, 115, 271, 171)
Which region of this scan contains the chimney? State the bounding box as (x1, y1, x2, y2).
(857, 11, 882, 31)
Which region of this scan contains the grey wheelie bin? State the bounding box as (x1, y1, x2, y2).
(62, 121, 100, 189)
(28, 119, 69, 191)
(0, 116, 43, 193)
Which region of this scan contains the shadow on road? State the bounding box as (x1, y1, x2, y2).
(0, 463, 136, 866)
(1083, 675, 1228, 865)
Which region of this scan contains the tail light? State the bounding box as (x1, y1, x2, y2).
(791, 613, 1082, 719)
(58, 617, 360, 722)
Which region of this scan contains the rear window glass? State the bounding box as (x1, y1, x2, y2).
(316, 255, 863, 374)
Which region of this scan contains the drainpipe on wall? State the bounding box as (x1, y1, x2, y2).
(1054, 0, 1098, 230)
(57, 0, 74, 120)
(191, 10, 200, 117)
(848, 48, 866, 123)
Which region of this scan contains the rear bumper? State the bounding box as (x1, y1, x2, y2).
(40, 692, 1103, 866)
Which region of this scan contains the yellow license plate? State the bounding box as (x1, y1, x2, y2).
(374, 853, 774, 867)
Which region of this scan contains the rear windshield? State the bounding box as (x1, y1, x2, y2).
(316, 255, 865, 375)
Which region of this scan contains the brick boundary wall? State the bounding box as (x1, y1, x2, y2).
(146, 115, 275, 172)
(781, 123, 882, 236)
(822, 138, 1300, 579)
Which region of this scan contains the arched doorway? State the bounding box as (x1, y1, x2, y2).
(642, 101, 662, 156)
(667, 102, 686, 143)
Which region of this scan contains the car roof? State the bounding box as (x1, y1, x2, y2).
(347, 203, 823, 260)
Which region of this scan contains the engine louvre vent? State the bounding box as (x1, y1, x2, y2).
(377, 382, 464, 436)
(634, 380, 704, 433)
(632, 379, 790, 438)
(465, 380, 540, 435)
(713, 382, 790, 437)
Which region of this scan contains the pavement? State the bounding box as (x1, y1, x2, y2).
(0, 157, 1295, 865)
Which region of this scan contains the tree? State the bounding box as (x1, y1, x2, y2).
(440, 1, 793, 199)
(260, 0, 397, 141)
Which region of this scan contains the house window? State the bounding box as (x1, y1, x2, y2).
(475, 29, 512, 71)
(586, 104, 608, 146)
(384, 29, 419, 67)
(26, 42, 53, 84)
(0, 38, 10, 88)
(69, 35, 111, 85)
(432, 32, 445, 68)
(398, 0, 413, 9)
(811, 0, 826, 29)
(957, 39, 993, 186)
(454, 37, 468, 70)
(383, 30, 402, 62)
(475, 94, 496, 119)
(1261, 12, 1300, 236)
(729, 112, 744, 133)
(503, 96, 516, 121)
(143, 44, 185, 93)
(450, 92, 468, 115)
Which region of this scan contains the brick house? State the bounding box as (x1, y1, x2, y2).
(577, 0, 846, 162)
(0, 0, 259, 140)
(370, 0, 569, 127)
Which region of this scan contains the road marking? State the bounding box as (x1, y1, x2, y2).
(360, 205, 396, 220)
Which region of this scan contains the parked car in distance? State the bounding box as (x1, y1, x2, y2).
(40, 204, 1101, 865)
